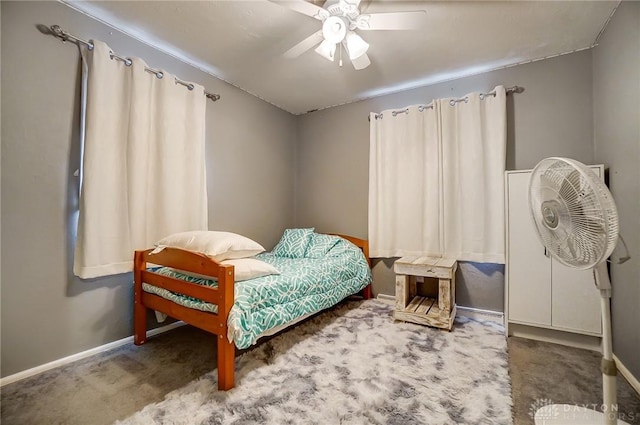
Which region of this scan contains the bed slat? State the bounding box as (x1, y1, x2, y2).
(142, 292, 223, 334)
(142, 270, 221, 304)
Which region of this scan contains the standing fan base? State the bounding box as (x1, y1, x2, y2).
(534, 404, 631, 424)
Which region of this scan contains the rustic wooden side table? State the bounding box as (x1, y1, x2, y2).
(393, 256, 458, 330)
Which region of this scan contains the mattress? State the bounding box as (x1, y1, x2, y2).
(142, 239, 371, 349)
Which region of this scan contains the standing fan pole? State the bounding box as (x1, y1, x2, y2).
(530, 157, 629, 425)
(534, 265, 628, 425)
(595, 262, 618, 425)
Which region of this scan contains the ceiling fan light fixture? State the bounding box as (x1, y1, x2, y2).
(345, 32, 369, 60)
(322, 16, 347, 44)
(315, 39, 336, 62)
(351, 52, 371, 70)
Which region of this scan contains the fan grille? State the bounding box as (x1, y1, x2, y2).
(528, 157, 618, 269)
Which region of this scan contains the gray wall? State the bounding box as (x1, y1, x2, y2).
(1, 1, 296, 377)
(592, 1, 640, 379)
(295, 50, 595, 310)
(3, 0, 636, 381)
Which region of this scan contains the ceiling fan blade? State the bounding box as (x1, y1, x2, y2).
(283, 30, 324, 58)
(357, 0, 373, 13)
(357, 11, 426, 30)
(271, 0, 329, 21)
(351, 52, 371, 70)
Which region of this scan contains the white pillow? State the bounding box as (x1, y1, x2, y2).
(168, 258, 280, 282)
(155, 231, 265, 261)
(221, 258, 280, 281)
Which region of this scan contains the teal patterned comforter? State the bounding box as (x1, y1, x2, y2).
(142, 238, 371, 349)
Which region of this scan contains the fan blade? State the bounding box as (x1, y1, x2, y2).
(284, 30, 324, 58)
(271, 0, 329, 20)
(352, 52, 371, 70)
(358, 0, 373, 13)
(357, 11, 426, 30)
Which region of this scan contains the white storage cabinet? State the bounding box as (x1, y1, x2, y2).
(505, 166, 604, 337)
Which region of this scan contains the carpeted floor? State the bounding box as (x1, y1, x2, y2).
(509, 336, 640, 424)
(116, 300, 512, 424)
(1, 299, 639, 425)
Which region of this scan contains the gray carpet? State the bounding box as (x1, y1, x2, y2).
(1, 300, 639, 424)
(116, 300, 512, 424)
(509, 336, 640, 424)
(0, 324, 218, 425)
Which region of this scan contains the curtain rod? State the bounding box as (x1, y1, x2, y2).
(369, 85, 524, 121)
(48, 25, 221, 102)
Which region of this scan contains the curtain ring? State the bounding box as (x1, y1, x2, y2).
(392, 108, 409, 117)
(156, 71, 164, 79)
(449, 99, 456, 107)
(187, 83, 194, 91)
(479, 93, 496, 100)
(464, 96, 469, 103)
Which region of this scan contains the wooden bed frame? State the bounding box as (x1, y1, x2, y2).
(133, 233, 372, 391)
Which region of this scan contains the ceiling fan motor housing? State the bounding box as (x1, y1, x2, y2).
(326, 2, 360, 20)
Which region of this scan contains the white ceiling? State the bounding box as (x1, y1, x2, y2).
(63, 0, 618, 115)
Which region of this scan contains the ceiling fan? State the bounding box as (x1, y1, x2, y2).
(271, 0, 426, 70)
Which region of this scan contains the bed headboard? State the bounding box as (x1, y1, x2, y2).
(329, 233, 370, 267)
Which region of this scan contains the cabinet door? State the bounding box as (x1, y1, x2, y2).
(507, 171, 551, 326)
(551, 260, 602, 334)
(550, 165, 603, 335)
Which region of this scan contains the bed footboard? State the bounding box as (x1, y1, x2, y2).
(133, 248, 236, 390)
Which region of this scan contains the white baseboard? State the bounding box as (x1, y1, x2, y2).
(376, 293, 395, 304)
(614, 354, 640, 396)
(508, 322, 602, 352)
(0, 321, 186, 387)
(456, 306, 504, 322)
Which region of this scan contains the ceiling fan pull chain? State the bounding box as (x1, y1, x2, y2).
(339, 43, 343, 67)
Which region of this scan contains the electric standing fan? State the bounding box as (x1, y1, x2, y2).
(528, 157, 629, 425)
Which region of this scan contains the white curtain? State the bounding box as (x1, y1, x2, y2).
(369, 104, 442, 258)
(439, 87, 507, 263)
(74, 40, 208, 279)
(369, 86, 506, 263)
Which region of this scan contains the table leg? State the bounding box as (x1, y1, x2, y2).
(438, 278, 451, 319)
(395, 274, 410, 310)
